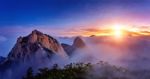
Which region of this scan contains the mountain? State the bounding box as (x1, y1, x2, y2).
(62, 36, 86, 56)
(73, 37, 86, 48)
(0, 30, 69, 79)
(8, 30, 66, 61)
(1, 30, 150, 79)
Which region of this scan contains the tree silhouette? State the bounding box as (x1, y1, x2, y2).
(22, 62, 132, 79)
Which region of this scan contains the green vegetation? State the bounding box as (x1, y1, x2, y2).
(23, 63, 91, 79)
(23, 62, 132, 79)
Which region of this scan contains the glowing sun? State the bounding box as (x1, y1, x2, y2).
(112, 24, 124, 38)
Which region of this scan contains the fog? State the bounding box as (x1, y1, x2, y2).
(1, 36, 150, 79)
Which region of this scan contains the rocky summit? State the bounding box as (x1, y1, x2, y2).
(62, 36, 86, 56)
(73, 37, 86, 48)
(7, 30, 65, 61)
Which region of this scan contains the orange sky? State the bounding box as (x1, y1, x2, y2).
(60, 26, 150, 37)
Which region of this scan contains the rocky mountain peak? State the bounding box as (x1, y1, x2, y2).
(73, 37, 86, 48)
(8, 30, 63, 60)
(61, 37, 86, 56)
(28, 30, 47, 43)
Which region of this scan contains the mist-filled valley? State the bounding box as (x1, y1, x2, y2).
(0, 30, 150, 79)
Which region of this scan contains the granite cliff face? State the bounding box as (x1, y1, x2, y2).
(8, 30, 66, 61)
(0, 31, 86, 63)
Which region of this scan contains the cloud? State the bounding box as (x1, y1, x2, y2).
(82, 28, 111, 33)
(1, 25, 150, 38)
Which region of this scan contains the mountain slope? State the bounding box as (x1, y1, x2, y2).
(0, 30, 69, 79)
(73, 37, 86, 48)
(62, 36, 86, 56)
(8, 30, 67, 61)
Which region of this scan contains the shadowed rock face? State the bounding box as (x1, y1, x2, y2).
(8, 30, 62, 60)
(73, 37, 86, 48)
(61, 43, 75, 56)
(62, 37, 86, 56)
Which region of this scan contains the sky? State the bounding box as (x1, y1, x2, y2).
(1, 0, 150, 56)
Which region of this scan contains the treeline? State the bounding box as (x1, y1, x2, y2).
(22, 61, 136, 79)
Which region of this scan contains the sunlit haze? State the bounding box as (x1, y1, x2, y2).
(112, 24, 124, 38)
(0, 0, 150, 56)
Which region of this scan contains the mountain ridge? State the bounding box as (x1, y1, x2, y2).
(7, 30, 67, 61)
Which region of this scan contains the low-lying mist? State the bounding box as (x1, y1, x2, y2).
(1, 36, 150, 79)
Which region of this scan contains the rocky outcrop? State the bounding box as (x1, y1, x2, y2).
(62, 37, 86, 56)
(73, 37, 86, 48)
(8, 30, 65, 61)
